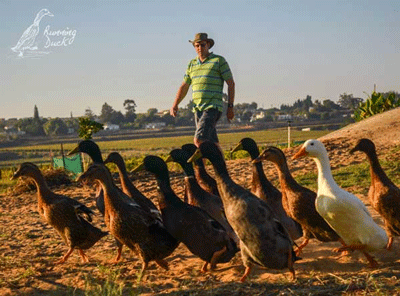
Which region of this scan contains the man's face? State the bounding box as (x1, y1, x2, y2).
(194, 41, 210, 57)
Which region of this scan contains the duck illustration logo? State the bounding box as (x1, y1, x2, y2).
(11, 8, 54, 57)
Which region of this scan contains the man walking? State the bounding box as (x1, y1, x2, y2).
(170, 33, 235, 147)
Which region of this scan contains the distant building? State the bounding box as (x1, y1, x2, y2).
(277, 114, 292, 121)
(103, 123, 120, 131)
(145, 122, 166, 129)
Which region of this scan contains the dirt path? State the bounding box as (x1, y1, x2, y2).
(1, 110, 400, 295)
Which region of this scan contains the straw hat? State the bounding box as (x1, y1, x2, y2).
(189, 33, 214, 48)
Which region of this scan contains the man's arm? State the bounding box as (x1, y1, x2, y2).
(170, 82, 190, 117)
(226, 78, 235, 121)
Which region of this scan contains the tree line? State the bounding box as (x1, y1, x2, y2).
(2, 91, 398, 138)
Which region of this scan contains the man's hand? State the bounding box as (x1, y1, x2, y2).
(170, 106, 178, 117)
(227, 106, 234, 122)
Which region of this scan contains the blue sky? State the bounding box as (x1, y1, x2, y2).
(1, 0, 399, 119)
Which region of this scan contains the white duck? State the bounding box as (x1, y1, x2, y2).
(293, 139, 388, 267)
(11, 8, 53, 57)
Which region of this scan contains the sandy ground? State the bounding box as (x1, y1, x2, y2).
(1, 108, 400, 295)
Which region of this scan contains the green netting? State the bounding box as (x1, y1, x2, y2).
(52, 154, 83, 177)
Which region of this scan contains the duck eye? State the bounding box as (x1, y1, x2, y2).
(311, 143, 314, 146)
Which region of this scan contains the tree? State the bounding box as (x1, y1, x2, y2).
(99, 102, 115, 123)
(124, 99, 137, 123)
(99, 102, 125, 124)
(78, 117, 104, 140)
(338, 93, 363, 111)
(147, 108, 158, 117)
(34, 105, 39, 120)
(16, 118, 45, 136)
(84, 107, 95, 120)
(44, 118, 68, 135)
(322, 99, 340, 110)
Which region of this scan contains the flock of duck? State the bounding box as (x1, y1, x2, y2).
(12, 137, 400, 282)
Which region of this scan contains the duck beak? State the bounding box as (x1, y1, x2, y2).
(75, 172, 86, 183)
(230, 142, 243, 159)
(349, 146, 358, 154)
(131, 162, 145, 173)
(67, 146, 80, 156)
(187, 149, 202, 163)
(10, 167, 19, 180)
(252, 155, 262, 164)
(292, 147, 308, 160)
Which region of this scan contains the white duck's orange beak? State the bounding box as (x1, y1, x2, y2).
(292, 146, 308, 160)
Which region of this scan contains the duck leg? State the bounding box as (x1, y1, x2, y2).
(287, 247, 296, 281)
(110, 245, 123, 264)
(362, 251, 379, 268)
(336, 244, 378, 268)
(137, 261, 148, 282)
(210, 246, 227, 270)
(155, 259, 169, 270)
(239, 264, 252, 282)
(78, 249, 89, 263)
(386, 237, 393, 250)
(55, 247, 74, 264)
(295, 238, 309, 256)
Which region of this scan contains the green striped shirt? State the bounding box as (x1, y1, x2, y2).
(183, 53, 233, 112)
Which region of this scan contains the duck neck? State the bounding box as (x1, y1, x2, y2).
(184, 175, 206, 201)
(30, 173, 53, 203)
(95, 174, 121, 208)
(273, 160, 298, 190)
(193, 160, 209, 178)
(115, 161, 142, 196)
(313, 154, 336, 193)
(210, 157, 231, 182)
(156, 176, 182, 208)
(252, 161, 276, 192)
(365, 150, 392, 186)
(180, 161, 195, 178)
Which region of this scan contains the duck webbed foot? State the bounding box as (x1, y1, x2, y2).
(335, 244, 379, 268)
(54, 247, 74, 264)
(200, 262, 208, 273)
(78, 249, 89, 263)
(332, 238, 353, 256)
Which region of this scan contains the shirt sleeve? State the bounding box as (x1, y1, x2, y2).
(183, 60, 192, 84)
(219, 56, 233, 81)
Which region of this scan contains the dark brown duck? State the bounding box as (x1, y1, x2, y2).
(12, 162, 107, 264)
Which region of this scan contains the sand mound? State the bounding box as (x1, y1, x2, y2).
(319, 107, 400, 148)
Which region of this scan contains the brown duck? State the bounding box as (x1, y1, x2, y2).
(253, 146, 347, 255)
(189, 142, 299, 282)
(77, 163, 179, 279)
(133, 155, 238, 273)
(166, 148, 239, 245)
(12, 162, 107, 264)
(231, 137, 303, 241)
(350, 138, 400, 250)
(103, 152, 162, 222)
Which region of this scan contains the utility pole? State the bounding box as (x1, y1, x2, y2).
(287, 120, 292, 148)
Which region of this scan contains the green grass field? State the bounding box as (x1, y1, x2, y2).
(0, 127, 331, 194)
